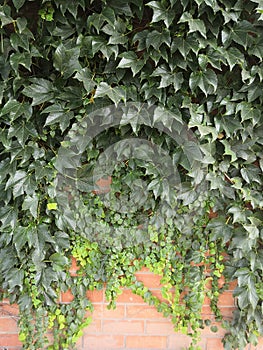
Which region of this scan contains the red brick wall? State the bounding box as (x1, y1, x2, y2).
(1, 268, 263, 350)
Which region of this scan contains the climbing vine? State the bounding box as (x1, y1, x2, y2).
(0, 0, 262, 349)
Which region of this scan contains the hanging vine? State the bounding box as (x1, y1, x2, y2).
(0, 0, 262, 349)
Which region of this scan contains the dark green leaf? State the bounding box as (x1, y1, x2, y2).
(54, 44, 81, 79)
(12, 0, 26, 11)
(23, 78, 55, 106)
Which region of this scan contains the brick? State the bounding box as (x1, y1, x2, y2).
(219, 306, 236, 318)
(168, 335, 206, 350)
(116, 289, 145, 304)
(0, 303, 19, 316)
(250, 337, 263, 349)
(150, 289, 174, 303)
(200, 322, 226, 337)
(60, 289, 74, 303)
(137, 267, 151, 273)
(126, 305, 164, 319)
(86, 289, 104, 303)
(83, 335, 124, 349)
(103, 320, 144, 334)
(135, 272, 163, 288)
(126, 335, 167, 349)
(0, 334, 22, 347)
(83, 319, 102, 334)
(86, 304, 103, 319)
(207, 337, 225, 350)
(69, 257, 80, 276)
(218, 292, 235, 307)
(93, 177, 112, 194)
(103, 304, 125, 318)
(201, 305, 214, 318)
(228, 280, 238, 291)
(0, 317, 18, 333)
(146, 320, 175, 335)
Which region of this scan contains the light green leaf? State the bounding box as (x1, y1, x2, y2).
(47, 203, 58, 211)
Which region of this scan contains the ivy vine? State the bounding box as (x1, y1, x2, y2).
(0, 0, 262, 349)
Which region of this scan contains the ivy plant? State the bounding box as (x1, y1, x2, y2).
(0, 0, 262, 349)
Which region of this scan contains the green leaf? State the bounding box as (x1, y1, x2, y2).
(182, 141, 204, 163)
(244, 224, 259, 239)
(7, 268, 24, 290)
(54, 44, 81, 79)
(49, 252, 68, 270)
(171, 35, 200, 59)
(147, 1, 175, 27)
(22, 194, 39, 218)
(230, 20, 255, 49)
(12, 0, 26, 11)
(74, 68, 95, 93)
(0, 205, 18, 229)
(95, 82, 126, 105)
(236, 102, 261, 123)
(23, 78, 55, 106)
(13, 226, 28, 253)
(10, 32, 30, 51)
(42, 103, 74, 132)
(0, 6, 13, 26)
(151, 65, 183, 91)
(220, 140, 237, 162)
(0, 99, 21, 119)
(117, 52, 145, 76)
(228, 206, 247, 224)
(189, 69, 218, 96)
(8, 120, 38, 146)
(47, 203, 57, 211)
(146, 30, 171, 50)
(179, 12, 207, 38)
(224, 47, 244, 70)
(91, 36, 119, 60)
(10, 52, 31, 73)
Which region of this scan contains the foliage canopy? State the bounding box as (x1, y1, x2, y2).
(0, 0, 263, 349)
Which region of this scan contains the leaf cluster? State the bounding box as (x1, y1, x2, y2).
(0, 0, 263, 349)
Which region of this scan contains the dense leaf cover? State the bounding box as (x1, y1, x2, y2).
(0, 0, 263, 349)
